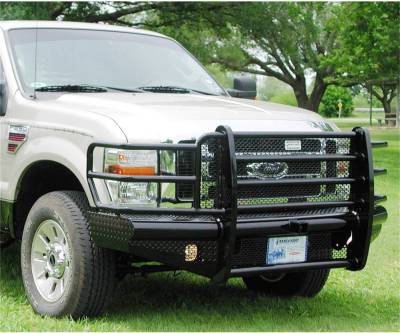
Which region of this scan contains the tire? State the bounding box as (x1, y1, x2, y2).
(0, 236, 14, 249)
(243, 269, 330, 297)
(21, 191, 115, 319)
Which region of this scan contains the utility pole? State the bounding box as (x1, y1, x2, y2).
(369, 85, 373, 126)
(397, 81, 399, 128)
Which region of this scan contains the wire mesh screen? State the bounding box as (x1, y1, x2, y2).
(235, 137, 351, 156)
(234, 137, 352, 207)
(231, 233, 348, 268)
(200, 137, 223, 209)
(176, 149, 195, 200)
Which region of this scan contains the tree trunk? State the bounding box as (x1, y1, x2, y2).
(294, 89, 310, 110)
(292, 75, 327, 112)
(382, 99, 392, 115)
(309, 76, 328, 112)
(293, 76, 310, 109)
(371, 84, 397, 127)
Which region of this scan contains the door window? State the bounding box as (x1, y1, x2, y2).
(0, 59, 4, 81)
(0, 59, 7, 116)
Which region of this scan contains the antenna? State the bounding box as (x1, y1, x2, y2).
(32, 3, 39, 99)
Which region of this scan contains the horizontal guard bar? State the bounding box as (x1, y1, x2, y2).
(230, 260, 350, 277)
(238, 212, 350, 224)
(89, 142, 197, 151)
(236, 154, 357, 162)
(95, 204, 225, 216)
(373, 205, 388, 225)
(234, 132, 356, 138)
(131, 222, 220, 240)
(374, 195, 387, 204)
(236, 218, 347, 237)
(371, 141, 388, 148)
(237, 177, 356, 187)
(374, 168, 387, 176)
(238, 201, 354, 213)
(88, 171, 196, 183)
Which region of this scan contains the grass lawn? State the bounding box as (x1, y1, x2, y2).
(0, 119, 399, 331)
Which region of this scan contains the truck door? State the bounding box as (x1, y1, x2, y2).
(0, 58, 9, 229)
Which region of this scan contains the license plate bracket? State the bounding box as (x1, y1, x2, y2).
(267, 236, 307, 265)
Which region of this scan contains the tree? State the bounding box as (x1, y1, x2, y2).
(319, 86, 353, 118)
(328, 2, 399, 115)
(0, 2, 65, 20)
(193, 2, 338, 112)
(2, 2, 397, 115)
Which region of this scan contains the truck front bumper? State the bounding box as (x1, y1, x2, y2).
(87, 126, 388, 282)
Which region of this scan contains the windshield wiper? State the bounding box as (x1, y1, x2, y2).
(35, 84, 213, 95)
(103, 86, 144, 93)
(35, 84, 108, 93)
(35, 84, 145, 94)
(136, 85, 217, 96)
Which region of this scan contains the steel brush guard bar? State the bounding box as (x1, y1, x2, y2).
(87, 126, 387, 282)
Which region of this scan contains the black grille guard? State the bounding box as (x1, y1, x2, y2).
(87, 126, 387, 282)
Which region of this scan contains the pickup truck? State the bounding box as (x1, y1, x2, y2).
(0, 21, 388, 319)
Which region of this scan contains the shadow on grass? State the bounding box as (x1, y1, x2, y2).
(1, 241, 398, 329)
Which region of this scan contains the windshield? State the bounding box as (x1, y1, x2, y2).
(8, 28, 226, 96)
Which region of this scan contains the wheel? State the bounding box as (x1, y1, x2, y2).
(243, 269, 330, 297)
(21, 191, 115, 318)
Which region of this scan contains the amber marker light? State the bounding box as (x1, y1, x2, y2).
(107, 165, 156, 175)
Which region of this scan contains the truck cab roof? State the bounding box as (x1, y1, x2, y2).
(0, 20, 166, 38)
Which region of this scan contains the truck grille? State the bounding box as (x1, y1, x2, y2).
(199, 136, 353, 212)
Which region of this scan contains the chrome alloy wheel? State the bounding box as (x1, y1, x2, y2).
(31, 220, 71, 302)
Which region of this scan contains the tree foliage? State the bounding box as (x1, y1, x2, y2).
(0, 2, 397, 114)
(319, 86, 353, 118)
(214, 3, 337, 111)
(329, 2, 398, 84)
(155, 2, 337, 112)
(327, 2, 399, 115)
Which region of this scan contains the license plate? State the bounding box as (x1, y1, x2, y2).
(267, 236, 307, 265)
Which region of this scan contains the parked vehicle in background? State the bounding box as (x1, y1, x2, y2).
(0, 21, 388, 319)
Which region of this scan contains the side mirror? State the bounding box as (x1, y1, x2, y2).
(0, 81, 6, 116)
(227, 77, 257, 99)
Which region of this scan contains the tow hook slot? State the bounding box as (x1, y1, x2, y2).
(285, 219, 308, 233)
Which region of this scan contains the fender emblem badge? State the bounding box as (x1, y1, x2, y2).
(7, 125, 29, 154)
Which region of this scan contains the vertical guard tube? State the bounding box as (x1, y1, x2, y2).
(212, 125, 238, 283)
(348, 127, 374, 270)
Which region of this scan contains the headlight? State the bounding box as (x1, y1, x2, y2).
(105, 149, 157, 175)
(104, 149, 158, 206)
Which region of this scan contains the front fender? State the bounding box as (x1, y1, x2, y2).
(9, 134, 94, 205)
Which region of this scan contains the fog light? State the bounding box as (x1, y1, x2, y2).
(185, 244, 198, 262)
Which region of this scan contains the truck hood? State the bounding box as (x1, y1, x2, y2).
(42, 93, 336, 142)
